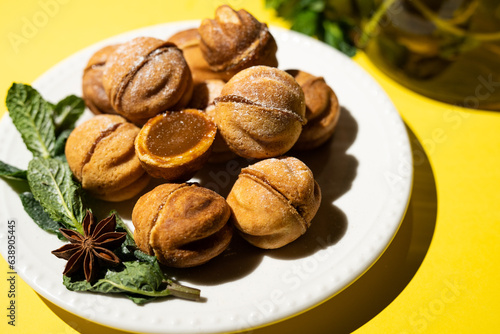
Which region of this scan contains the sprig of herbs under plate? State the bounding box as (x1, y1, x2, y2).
(1, 83, 200, 304)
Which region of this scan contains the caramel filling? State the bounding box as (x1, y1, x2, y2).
(146, 111, 211, 158)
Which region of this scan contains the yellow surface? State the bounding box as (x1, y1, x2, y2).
(0, 1, 499, 333)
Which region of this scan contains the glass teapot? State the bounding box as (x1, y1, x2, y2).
(361, 0, 500, 110)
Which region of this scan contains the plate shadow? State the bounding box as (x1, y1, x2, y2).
(246, 125, 438, 334)
(267, 106, 358, 260)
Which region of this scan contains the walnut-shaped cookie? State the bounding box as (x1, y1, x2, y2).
(135, 109, 217, 181)
(132, 183, 233, 267)
(102, 37, 193, 125)
(213, 66, 306, 159)
(167, 28, 232, 83)
(82, 44, 119, 115)
(199, 5, 278, 77)
(287, 70, 341, 150)
(65, 115, 150, 202)
(227, 156, 321, 249)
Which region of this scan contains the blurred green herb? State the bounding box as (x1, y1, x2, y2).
(266, 0, 382, 56)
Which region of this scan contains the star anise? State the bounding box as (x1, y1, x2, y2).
(52, 210, 127, 282)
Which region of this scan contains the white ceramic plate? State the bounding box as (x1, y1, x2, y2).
(0, 21, 412, 334)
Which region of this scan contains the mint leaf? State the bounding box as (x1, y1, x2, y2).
(112, 211, 139, 260)
(19, 192, 64, 238)
(267, 0, 362, 57)
(63, 261, 168, 305)
(53, 95, 85, 136)
(6, 83, 57, 159)
(63, 275, 93, 291)
(27, 157, 86, 233)
(133, 249, 158, 264)
(98, 261, 164, 294)
(0, 160, 27, 181)
(96, 261, 199, 304)
(53, 129, 72, 158)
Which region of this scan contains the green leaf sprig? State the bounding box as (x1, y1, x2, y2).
(4, 83, 86, 232)
(3, 83, 86, 233)
(1, 83, 200, 304)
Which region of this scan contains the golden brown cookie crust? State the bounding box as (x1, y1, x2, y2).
(214, 66, 306, 159)
(227, 157, 321, 249)
(167, 28, 233, 83)
(102, 37, 193, 125)
(65, 114, 150, 202)
(287, 69, 341, 150)
(132, 183, 232, 267)
(82, 44, 120, 115)
(199, 5, 278, 76)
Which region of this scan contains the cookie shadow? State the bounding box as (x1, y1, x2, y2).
(268, 106, 358, 260)
(167, 233, 265, 286)
(194, 156, 252, 198)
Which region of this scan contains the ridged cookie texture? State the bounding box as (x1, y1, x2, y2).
(65, 114, 150, 202)
(227, 156, 321, 249)
(132, 183, 232, 267)
(82, 44, 120, 115)
(102, 37, 193, 125)
(214, 66, 306, 159)
(287, 69, 341, 150)
(199, 5, 278, 76)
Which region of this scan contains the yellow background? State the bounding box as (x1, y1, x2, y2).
(1, 0, 499, 333)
